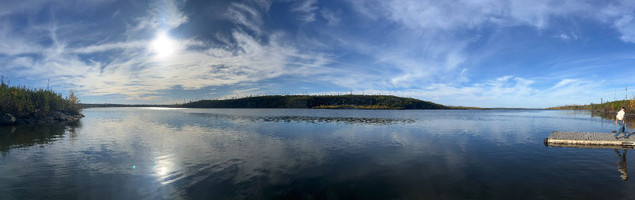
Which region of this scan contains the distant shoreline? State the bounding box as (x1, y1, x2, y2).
(176, 95, 448, 110)
(81, 95, 550, 110)
(81, 103, 172, 108)
(81, 106, 548, 111)
(85, 95, 449, 110)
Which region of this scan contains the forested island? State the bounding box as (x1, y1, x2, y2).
(0, 80, 83, 125)
(179, 95, 449, 110)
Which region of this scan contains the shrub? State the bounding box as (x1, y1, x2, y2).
(0, 78, 81, 117)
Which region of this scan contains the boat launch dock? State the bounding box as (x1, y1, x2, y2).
(546, 131, 635, 148)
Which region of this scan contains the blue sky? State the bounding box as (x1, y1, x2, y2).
(2, 0, 635, 108)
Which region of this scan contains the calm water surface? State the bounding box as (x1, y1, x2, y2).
(1, 108, 635, 199)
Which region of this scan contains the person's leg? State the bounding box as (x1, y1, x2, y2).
(617, 121, 624, 138)
(620, 121, 626, 137)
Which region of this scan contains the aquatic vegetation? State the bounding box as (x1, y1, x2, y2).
(190, 112, 415, 125)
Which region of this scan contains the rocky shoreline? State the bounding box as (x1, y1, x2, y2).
(1, 111, 84, 126)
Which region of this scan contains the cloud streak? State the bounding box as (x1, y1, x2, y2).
(292, 0, 319, 23)
(2, 0, 334, 103)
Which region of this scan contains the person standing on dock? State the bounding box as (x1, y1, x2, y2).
(616, 106, 627, 138)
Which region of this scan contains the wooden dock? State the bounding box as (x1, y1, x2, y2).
(546, 131, 635, 148)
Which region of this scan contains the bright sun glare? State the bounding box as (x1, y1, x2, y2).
(151, 32, 175, 58)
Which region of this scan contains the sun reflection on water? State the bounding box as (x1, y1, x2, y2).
(153, 154, 181, 185)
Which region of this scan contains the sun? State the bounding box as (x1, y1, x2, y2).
(151, 32, 175, 58)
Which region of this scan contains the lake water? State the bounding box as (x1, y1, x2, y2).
(1, 108, 635, 199)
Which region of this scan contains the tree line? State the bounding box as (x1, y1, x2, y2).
(179, 95, 449, 109)
(547, 99, 635, 114)
(0, 79, 81, 118)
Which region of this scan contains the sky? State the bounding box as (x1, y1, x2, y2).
(2, 0, 635, 108)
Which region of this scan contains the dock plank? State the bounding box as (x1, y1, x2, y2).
(546, 131, 635, 147)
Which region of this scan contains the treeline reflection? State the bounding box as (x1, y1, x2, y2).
(0, 121, 81, 155)
(592, 112, 635, 131)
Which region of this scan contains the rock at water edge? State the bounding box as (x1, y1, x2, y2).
(1, 113, 16, 125)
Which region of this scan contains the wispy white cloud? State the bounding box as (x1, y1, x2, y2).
(2, 0, 334, 103)
(345, 0, 635, 45)
(72, 41, 147, 54)
(132, 0, 188, 32)
(378, 0, 504, 30)
(65, 31, 328, 99)
(292, 0, 319, 23)
(0, 24, 40, 56)
(330, 0, 635, 101)
(318, 26, 472, 89)
(0, 0, 117, 17)
(351, 0, 594, 31)
(555, 32, 579, 41)
(552, 79, 579, 89)
(227, 2, 264, 34)
(599, 1, 635, 43)
(506, 0, 591, 29)
(320, 8, 340, 26)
